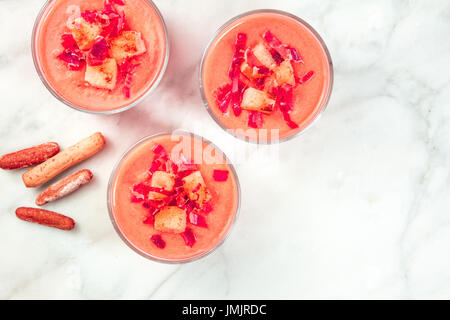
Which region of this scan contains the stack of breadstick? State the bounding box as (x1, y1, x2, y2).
(0, 132, 105, 231)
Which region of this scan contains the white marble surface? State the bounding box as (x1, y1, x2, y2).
(0, 0, 449, 299)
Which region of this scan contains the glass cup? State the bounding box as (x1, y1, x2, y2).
(32, 0, 169, 114)
(107, 132, 241, 263)
(200, 9, 334, 143)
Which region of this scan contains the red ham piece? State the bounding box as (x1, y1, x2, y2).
(90, 36, 108, 57)
(175, 190, 189, 208)
(58, 50, 85, 70)
(189, 212, 208, 228)
(101, 0, 126, 38)
(143, 214, 155, 225)
(183, 201, 197, 215)
(192, 183, 202, 193)
(263, 30, 292, 60)
(248, 111, 264, 129)
(270, 48, 284, 65)
(276, 84, 294, 113)
(81, 10, 98, 23)
(143, 200, 163, 216)
(122, 84, 131, 98)
(57, 34, 85, 70)
(230, 80, 246, 116)
(61, 33, 78, 50)
(213, 169, 229, 182)
(274, 84, 299, 129)
(228, 33, 247, 116)
(201, 203, 213, 214)
(133, 183, 152, 197)
(263, 30, 282, 47)
(287, 46, 303, 63)
(245, 49, 260, 68)
(300, 71, 315, 84)
(149, 159, 162, 174)
(215, 33, 250, 116)
(245, 50, 273, 75)
(166, 160, 179, 174)
(228, 33, 247, 78)
(130, 194, 143, 203)
(181, 228, 196, 247)
(87, 36, 109, 66)
(102, 12, 124, 38)
(254, 77, 265, 90)
(176, 157, 198, 174)
(116, 10, 125, 35)
(103, 0, 125, 12)
(147, 186, 172, 196)
(143, 200, 160, 209)
(104, 0, 117, 12)
(177, 169, 197, 179)
(216, 84, 232, 113)
(151, 234, 166, 249)
(257, 66, 271, 76)
(152, 144, 166, 156)
(281, 111, 299, 129)
(119, 58, 139, 98)
(242, 50, 271, 88)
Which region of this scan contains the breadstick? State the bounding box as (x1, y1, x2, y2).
(36, 169, 93, 206)
(0, 142, 60, 170)
(22, 132, 105, 187)
(15, 207, 75, 230)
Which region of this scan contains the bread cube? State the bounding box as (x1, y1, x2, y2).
(148, 171, 175, 201)
(85, 58, 118, 90)
(110, 31, 146, 61)
(252, 43, 277, 70)
(240, 62, 267, 80)
(151, 171, 175, 191)
(273, 60, 295, 86)
(154, 206, 186, 234)
(241, 87, 275, 114)
(182, 171, 211, 205)
(69, 17, 102, 51)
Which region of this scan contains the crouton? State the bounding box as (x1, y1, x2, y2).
(110, 31, 146, 61)
(241, 87, 275, 114)
(252, 43, 277, 69)
(154, 206, 186, 234)
(273, 60, 295, 86)
(182, 171, 211, 205)
(85, 58, 118, 90)
(69, 17, 102, 51)
(148, 171, 175, 201)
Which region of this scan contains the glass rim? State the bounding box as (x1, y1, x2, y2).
(199, 9, 334, 144)
(31, 0, 170, 115)
(106, 131, 242, 264)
